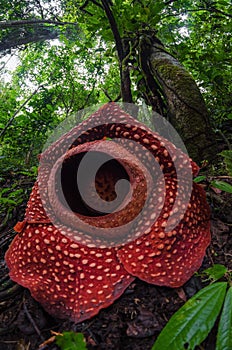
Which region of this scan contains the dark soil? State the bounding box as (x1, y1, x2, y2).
(0, 173, 231, 350)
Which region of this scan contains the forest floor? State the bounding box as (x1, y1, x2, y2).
(0, 172, 231, 350)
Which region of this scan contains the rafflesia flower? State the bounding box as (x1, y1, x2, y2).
(5, 103, 210, 322)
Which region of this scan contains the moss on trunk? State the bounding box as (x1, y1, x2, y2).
(139, 35, 217, 164)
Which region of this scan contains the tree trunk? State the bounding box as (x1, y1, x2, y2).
(138, 33, 217, 164)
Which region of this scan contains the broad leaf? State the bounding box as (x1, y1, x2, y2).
(56, 331, 87, 350)
(211, 180, 232, 194)
(216, 287, 232, 350)
(194, 175, 206, 183)
(152, 282, 227, 350)
(202, 264, 228, 283)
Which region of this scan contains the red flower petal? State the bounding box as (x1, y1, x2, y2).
(117, 177, 210, 287)
(5, 223, 134, 322)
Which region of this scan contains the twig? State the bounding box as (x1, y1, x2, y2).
(186, 7, 232, 18)
(213, 176, 232, 179)
(23, 302, 45, 340)
(102, 88, 113, 101)
(165, 0, 178, 4)
(217, 129, 232, 150)
(35, 0, 45, 19)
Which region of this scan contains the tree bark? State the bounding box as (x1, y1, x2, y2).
(138, 33, 218, 163)
(0, 19, 79, 53)
(0, 27, 59, 52)
(0, 19, 77, 29)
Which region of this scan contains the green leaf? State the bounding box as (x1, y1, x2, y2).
(56, 332, 87, 350)
(202, 264, 228, 282)
(0, 197, 17, 205)
(194, 175, 206, 183)
(211, 180, 232, 194)
(216, 287, 232, 350)
(217, 0, 230, 5)
(46, 104, 54, 111)
(8, 188, 24, 198)
(0, 188, 11, 195)
(220, 150, 232, 159)
(152, 282, 227, 350)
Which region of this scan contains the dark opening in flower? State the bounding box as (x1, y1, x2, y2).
(61, 151, 130, 216)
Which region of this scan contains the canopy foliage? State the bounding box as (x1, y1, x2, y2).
(0, 0, 231, 170)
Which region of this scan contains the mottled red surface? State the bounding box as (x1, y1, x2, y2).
(5, 103, 211, 323)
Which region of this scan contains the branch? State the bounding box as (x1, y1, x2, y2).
(35, 0, 45, 19)
(102, 88, 113, 101)
(101, 0, 132, 102)
(0, 85, 43, 140)
(162, 4, 232, 19)
(210, 7, 232, 18)
(79, 0, 103, 15)
(186, 7, 232, 18)
(165, 0, 179, 4)
(101, 0, 124, 62)
(0, 27, 58, 51)
(0, 19, 78, 29)
(79, 0, 94, 15)
(91, 0, 104, 9)
(0, 53, 14, 71)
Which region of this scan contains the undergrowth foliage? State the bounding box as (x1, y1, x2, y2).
(152, 265, 232, 350)
(56, 332, 87, 350)
(0, 168, 37, 231)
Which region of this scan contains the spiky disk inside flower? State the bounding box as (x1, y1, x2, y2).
(5, 103, 210, 322)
